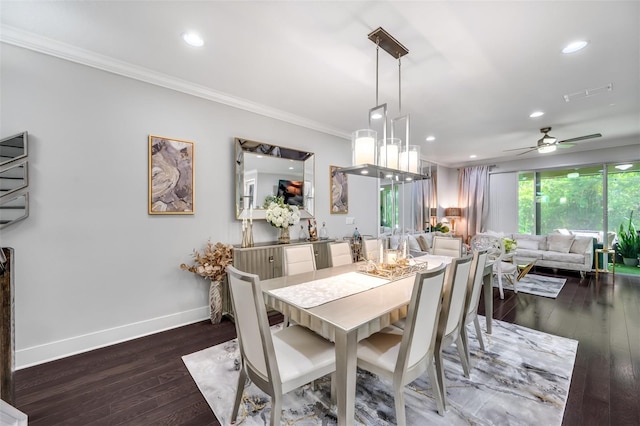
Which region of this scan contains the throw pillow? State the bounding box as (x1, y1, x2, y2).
(547, 234, 574, 253)
(407, 234, 421, 251)
(417, 235, 429, 252)
(570, 237, 592, 254)
(516, 239, 539, 250)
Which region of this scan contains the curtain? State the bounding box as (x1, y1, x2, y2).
(458, 165, 491, 242)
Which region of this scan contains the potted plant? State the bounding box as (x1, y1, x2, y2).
(617, 210, 640, 266)
(180, 240, 234, 324)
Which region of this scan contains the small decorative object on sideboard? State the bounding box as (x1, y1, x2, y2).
(180, 240, 234, 324)
(308, 219, 318, 241)
(320, 222, 329, 240)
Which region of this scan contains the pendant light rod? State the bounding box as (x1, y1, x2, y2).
(375, 39, 380, 106)
(398, 56, 402, 113)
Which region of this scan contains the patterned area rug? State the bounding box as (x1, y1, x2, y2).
(493, 273, 567, 298)
(183, 317, 577, 425)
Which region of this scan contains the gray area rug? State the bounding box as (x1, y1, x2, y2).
(493, 273, 567, 298)
(183, 317, 577, 425)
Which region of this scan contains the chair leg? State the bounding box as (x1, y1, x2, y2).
(426, 360, 445, 416)
(393, 384, 407, 426)
(456, 334, 471, 378)
(330, 372, 336, 405)
(230, 367, 247, 424)
(497, 273, 505, 299)
(460, 325, 471, 373)
(434, 345, 448, 412)
(473, 316, 485, 351)
(270, 394, 282, 426)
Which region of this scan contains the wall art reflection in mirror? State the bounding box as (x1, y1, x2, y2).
(148, 135, 194, 215)
(0, 131, 30, 229)
(235, 138, 315, 220)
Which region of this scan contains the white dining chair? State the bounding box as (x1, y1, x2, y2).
(226, 266, 336, 425)
(434, 255, 473, 412)
(282, 244, 316, 276)
(470, 234, 517, 299)
(460, 249, 489, 367)
(431, 236, 463, 257)
(329, 241, 353, 267)
(362, 238, 381, 262)
(356, 264, 448, 423)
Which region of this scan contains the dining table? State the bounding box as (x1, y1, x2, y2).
(260, 254, 495, 426)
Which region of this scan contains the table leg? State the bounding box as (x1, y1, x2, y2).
(334, 329, 357, 426)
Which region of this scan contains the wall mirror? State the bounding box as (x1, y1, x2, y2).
(0, 132, 28, 168)
(0, 191, 29, 229)
(0, 162, 28, 201)
(235, 138, 314, 220)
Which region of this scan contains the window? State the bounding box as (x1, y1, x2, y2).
(517, 162, 640, 244)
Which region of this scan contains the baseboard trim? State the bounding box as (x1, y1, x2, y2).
(16, 307, 209, 369)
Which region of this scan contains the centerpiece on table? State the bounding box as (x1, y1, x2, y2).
(264, 195, 300, 244)
(180, 240, 234, 324)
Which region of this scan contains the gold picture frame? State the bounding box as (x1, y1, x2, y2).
(330, 165, 348, 214)
(148, 135, 194, 214)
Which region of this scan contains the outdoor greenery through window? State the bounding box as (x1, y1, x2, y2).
(518, 162, 640, 244)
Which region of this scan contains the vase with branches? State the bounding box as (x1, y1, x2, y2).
(180, 240, 234, 324)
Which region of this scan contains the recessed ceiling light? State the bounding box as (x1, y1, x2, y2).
(615, 164, 633, 171)
(182, 32, 204, 47)
(529, 111, 544, 118)
(470, 154, 477, 159)
(426, 136, 436, 142)
(562, 40, 588, 54)
(371, 112, 383, 120)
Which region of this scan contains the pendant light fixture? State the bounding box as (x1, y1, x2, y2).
(352, 28, 410, 171)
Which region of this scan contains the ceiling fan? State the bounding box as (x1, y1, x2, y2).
(505, 127, 602, 155)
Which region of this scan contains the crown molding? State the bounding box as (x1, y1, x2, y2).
(0, 26, 350, 140)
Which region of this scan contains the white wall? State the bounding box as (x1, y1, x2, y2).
(0, 44, 378, 367)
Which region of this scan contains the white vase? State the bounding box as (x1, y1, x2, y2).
(209, 281, 223, 324)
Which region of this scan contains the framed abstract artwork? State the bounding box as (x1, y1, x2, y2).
(148, 135, 194, 214)
(330, 165, 348, 214)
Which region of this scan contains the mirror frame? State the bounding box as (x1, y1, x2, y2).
(0, 131, 28, 169)
(0, 190, 29, 230)
(235, 138, 315, 220)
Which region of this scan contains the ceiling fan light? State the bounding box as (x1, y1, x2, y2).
(538, 145, 557, 154)
(542, 135, 557, 144)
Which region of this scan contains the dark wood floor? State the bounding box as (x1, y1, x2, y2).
(13, 269, 640, 425)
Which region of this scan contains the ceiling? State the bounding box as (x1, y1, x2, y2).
(1, 1, 639, 167)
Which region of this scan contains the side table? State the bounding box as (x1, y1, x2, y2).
(595, 248, 616, 279)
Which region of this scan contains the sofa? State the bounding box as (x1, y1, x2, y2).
(508, 233, 594, 277)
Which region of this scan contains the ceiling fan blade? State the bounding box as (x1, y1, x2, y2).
(503, 146, 536, 152)
(558, 133, 602, 144)
(516, 147, 538, 156)
(558, 143, 575, 148)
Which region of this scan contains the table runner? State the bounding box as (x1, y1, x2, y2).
(267, 271, 390, 308)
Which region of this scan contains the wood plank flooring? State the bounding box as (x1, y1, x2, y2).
(13, 270, 640, 425)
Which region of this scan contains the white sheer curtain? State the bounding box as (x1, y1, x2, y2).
(458, 166, 491, 243)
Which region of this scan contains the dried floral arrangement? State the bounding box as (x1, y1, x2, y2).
(180, 240, 234, 282)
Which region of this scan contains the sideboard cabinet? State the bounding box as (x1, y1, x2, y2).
(223, 239, 335, 319)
